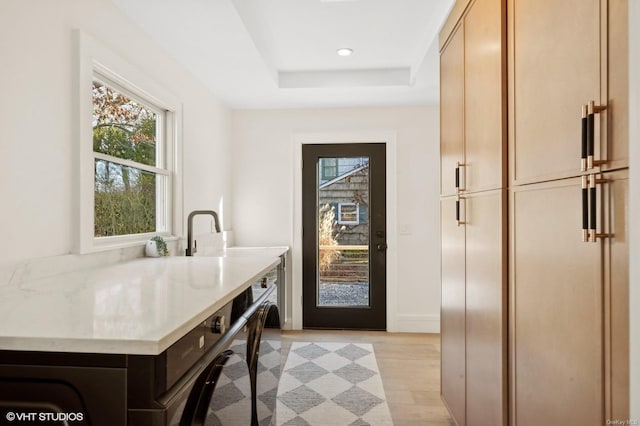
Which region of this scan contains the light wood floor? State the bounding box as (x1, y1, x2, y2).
(281, 330, 454, 426)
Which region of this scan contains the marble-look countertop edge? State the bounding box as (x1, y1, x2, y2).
(0, 249, 285, 355)
(197, 246, 289, 258)
(151, 256, 280, 355)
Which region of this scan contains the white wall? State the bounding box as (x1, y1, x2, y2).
(231, 106, 440, 332)
(629, 0, 639, 417)
(0, 0, 231, 263)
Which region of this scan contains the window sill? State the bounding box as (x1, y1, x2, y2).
(81, 234, 180, 255)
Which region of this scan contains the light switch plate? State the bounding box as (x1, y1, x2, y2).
(399, 224, 412, 235)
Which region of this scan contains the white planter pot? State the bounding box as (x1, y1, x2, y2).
(145, 240, 161, 257)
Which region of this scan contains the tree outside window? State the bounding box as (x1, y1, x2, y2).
(92, 79, 166, 237)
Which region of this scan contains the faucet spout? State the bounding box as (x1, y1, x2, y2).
(186, 210, 221, 256)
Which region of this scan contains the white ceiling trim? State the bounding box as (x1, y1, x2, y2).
(408, 0, 456, 83)
(109, 0, 455, 109)
(278, 67, 411, 88)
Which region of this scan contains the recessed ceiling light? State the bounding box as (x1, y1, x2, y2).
(337, 48, 353, 57)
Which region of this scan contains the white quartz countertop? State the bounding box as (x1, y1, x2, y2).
(0, 248, 286, 355)
(198, 246, 289, 258)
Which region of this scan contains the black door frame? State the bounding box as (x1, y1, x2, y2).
(302, 143, 387, 330)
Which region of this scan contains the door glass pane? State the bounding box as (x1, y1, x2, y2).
(317, 156, 369, 307)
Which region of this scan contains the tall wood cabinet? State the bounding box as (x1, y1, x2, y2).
(510, 179, 603, 425)
(440, 0, 505, 197)
(441, 192, 507, 426)
(510, 171, 628, 425)
(463, 190, 507, 426)
(439, 0, 506, 425)
(440, 197, 466, 425)
(507, 0, 629, 424)
(440, 0, 629, 425)
(440, 23, 464, 197)
(508, 0, 629, 184)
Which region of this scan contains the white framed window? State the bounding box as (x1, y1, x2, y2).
(337, 203, 359, 225)
(76, 31, 182, 253)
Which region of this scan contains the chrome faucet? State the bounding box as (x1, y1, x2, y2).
(185, 210, 221, 256)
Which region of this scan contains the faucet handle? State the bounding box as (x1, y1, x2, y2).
(185, 239, 198, 256)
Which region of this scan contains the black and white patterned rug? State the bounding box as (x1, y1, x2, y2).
(208, 339, 281, 425)
(276, 342, 393, 425)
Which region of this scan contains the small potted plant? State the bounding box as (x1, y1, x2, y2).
(145, 236, 169, 257)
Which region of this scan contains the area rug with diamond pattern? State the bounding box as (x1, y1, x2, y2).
(276, 342, 393, 425)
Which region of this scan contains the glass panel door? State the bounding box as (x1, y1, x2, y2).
(302, 143, 386, 330)
(317, 156, 370, 307)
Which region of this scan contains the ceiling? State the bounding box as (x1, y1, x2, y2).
(109, 0, 454, 109)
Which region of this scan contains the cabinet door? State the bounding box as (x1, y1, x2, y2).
(509, 0, 601, 183)
(603, 170, 629, 420)
(464, 0, 505, 193)
(465, 190, 506, 426)
(604, 0, 629, 171)
(511, 178, 602, 425)
(441, 196, 466, 425)
(440, 25, 465, 196)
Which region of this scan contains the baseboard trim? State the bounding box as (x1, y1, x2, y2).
(284, 314, 441, 333)
(393, 314, 440, 333)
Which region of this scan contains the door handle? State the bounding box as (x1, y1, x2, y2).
(589, 174, 597, 242)
(584, 174, 611, 243)
(456, 196, 466, 227)
(376, 243, 388, 251)
(456, 161, 466, 192)
(581, 176, 588, 242)
(586, 101, 607, 170)
(581, 105, 588, 171)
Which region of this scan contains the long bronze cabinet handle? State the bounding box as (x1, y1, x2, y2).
(582, 176, 589, 242)
(455, 161, 465, 192)
(589, 175, 597, 242)
(585, 100, 607, 170)
(582, 174, 611, 243)
(455, 195, 466, 227)
(454, 161, 466, 226)
(581, 105, 588, 172)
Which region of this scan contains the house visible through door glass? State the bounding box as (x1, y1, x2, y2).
(317, 156, 370, 307)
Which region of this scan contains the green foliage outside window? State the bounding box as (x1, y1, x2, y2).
(92, 81, 159, 237)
